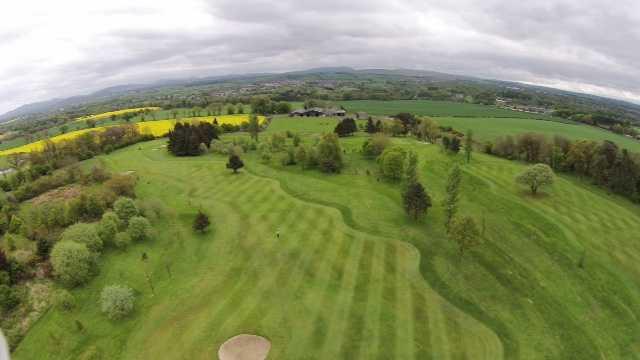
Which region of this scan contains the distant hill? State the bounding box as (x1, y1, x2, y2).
(2, 67, 640, 124)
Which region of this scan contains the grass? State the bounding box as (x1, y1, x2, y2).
(11, 117, 640, 359)
(337, 100, 554, 119)
(435, 116, 640, 152)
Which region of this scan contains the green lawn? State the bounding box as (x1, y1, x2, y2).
(12, 117, 640, 359)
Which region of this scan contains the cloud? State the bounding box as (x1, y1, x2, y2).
(1, 0, 640, 114)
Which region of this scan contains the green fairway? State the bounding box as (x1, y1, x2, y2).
(12, 117, 640, 359)
(337, 100, 554, 119)
(435, 116, 640, 152)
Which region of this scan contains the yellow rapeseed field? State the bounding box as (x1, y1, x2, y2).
(0, 115, 265, 156)
(75, 107, 161, 122)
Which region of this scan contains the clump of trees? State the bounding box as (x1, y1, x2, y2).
(486, 133, 640, 202)
(167, 122, 219, 156)
(50, 241, 95, 287)
(316, 133, 344, 173)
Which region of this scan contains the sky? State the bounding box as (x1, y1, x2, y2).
(1, 0, 640, 114)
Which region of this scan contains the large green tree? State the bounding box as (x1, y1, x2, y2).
(50, 241, 95, 287)
(516, 163, 555, 195)
(403, 181, 432, 220)
(316, 133, 343, 173)
(449, 216, 481, 256)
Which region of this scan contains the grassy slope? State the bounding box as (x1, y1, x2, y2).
(435, 116, 640, 152)
(13, 117, 640, 359)
(13, 139, 501, 359)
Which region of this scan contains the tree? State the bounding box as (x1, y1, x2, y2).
(193, 211, 210, 232)
(464, 129, 474, 163)
(100, 285, 135, 320)
(334, 118, 357, 137)
(444, 165, 462, 232)
(247, 113, 261, 142)
(226, 154, 244, 173)
(50, 241, 95, 287)
(416, 117, 440, 142)
(403, 181, 432, 220)
(0, 249, 8, 273)
(98, 212, 121, 246)
(362, 133, 390, 157)
(61, 223, 103, 253)
(114, 197, 139, 225)
(127, 216, 152, 242)
(377, 147, 406, 181)
(316, 133, 343, 173)
(365, 117, 377, 133)
(516, 163, 555, 195)
(449, 216, 481, 256)
(405, 150, 418, 184)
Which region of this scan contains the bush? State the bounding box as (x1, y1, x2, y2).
(100, 285, 135, 320)
(50, 241, 95, 287)
(114, 197, 138, 225)
(53, 289, 76, 311)
(105, 174, 137, 198)
(61, 223, 103, 253)
(193, 211, 210, 233)
(362, 133, 390, 157)
(127, 216, 152, 242)
(377, 147, 407, 181)
(0, 284, 20, 311)
(114, 232, 131, 249)
(98, 212, 121, 246)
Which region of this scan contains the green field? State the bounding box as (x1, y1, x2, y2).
(435, 116, 640, 152)
(337, 100, 554, 119)
(12, 116, 640, 359)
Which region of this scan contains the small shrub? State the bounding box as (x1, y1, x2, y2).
(0, 284, 20, 311)
(50, 241, 95, 287)
(98, 212, 121, 246)
(100, 285, 135, 320)
(114, 232, 131, 249)
(60, 223, 103, 253)
(193, 211, 210, 233)
(53, 289, 76, 311)
(127, 216, 151, 242)
(113, 197, 138, 225)
(105, 174, 137, 198)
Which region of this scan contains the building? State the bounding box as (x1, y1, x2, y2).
(289, 108, 346, 117)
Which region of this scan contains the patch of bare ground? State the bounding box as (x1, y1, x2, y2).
(218, 334, 271, 360)
(29, 185, 82, 205)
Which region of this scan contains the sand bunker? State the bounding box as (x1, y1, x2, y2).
(218, 334, 271, 360)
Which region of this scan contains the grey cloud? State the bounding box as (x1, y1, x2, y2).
(2, 0, 640, 114)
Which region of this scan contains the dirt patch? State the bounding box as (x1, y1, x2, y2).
(30, 185, 82, 205)
(218, 334, 271, 360)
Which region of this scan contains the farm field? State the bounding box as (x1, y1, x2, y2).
(75, 107, 161, 122)
(337, 100, 555, 119)
(0, 115, 264, 156)
(13, 117, 640, 359)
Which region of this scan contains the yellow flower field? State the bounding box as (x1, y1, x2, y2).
(0, 115, 265, 156)
(75, 107, 161, 122)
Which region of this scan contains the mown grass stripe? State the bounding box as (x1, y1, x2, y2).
(339, 238, 375, 359)
(318, 236, 365, 358)
(376, 243, 397, 359)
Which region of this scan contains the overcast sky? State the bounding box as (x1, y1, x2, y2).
(1, 0, 640, 114)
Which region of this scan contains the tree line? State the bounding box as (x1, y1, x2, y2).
(484, 133, 640, 202)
